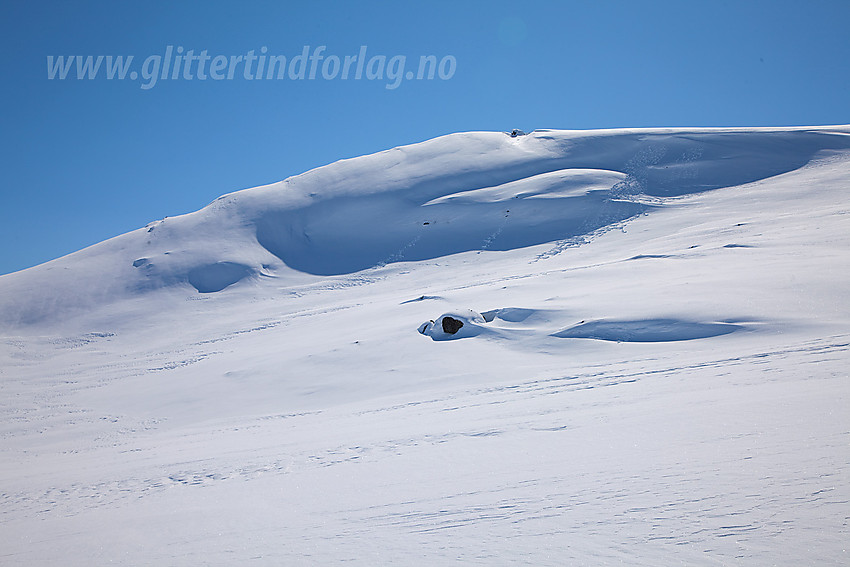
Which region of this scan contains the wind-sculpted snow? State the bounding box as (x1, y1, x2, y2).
(252, 128, 850, 275)
(552, 318, 741, 342)
(418, 309, 744, 343)
(255, 168, 644, 275)
(187, 261, 254, 293)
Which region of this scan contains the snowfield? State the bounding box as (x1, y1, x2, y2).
(1, 127, 849, 565)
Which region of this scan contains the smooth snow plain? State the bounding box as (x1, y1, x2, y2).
(1, 127, 849, 565)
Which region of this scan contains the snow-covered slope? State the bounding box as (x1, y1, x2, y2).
(1, 127, 849, 565)
(2, 126, 849, 327)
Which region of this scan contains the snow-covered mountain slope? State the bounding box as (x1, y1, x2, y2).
(1, 127, 849, 565)
(2, 126, 849, 328)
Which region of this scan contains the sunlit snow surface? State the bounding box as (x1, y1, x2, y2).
(1, 127, 849, 565)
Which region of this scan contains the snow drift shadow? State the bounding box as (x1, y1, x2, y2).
(481, 307, 538, 323)
(256, 189, 645, 276)
(187, 262, 253, 293)
(552, 319, 742, 342)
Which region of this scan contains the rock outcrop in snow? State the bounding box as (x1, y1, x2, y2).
(418, 309, 486, 340)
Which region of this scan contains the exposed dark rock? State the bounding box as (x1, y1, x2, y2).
(442, 316, 464, 334)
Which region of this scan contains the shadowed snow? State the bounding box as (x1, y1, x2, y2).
(552, 318, 741, 342)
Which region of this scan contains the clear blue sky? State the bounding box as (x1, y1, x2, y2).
(1, 0, 848, 275)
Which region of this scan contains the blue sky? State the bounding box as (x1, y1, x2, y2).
(1, 0, 848, 275)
